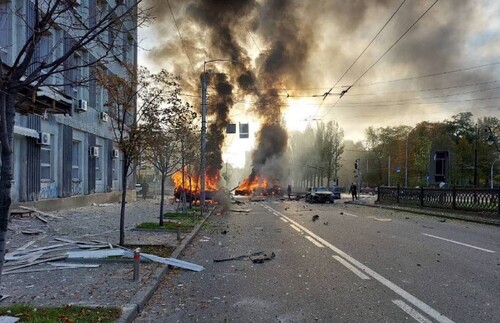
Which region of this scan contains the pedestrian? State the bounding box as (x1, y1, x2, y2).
(287, 184, 292, 200)
(349, 182, 357, 201)
(142, 181, 149, 200)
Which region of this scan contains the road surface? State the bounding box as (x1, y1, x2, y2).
(136, 199, 500, 322)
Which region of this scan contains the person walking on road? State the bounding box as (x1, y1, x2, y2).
(349, 182, 358, 201)
(142, 182, 149, 200)
(287, 184, 292, 200)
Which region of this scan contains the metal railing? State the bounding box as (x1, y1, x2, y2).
(378, 186, 500, 215)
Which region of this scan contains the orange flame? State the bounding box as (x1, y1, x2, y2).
(172, 168, 220, 193)
(235, 175, 269, 194)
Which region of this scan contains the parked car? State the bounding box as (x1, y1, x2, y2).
(305, 187, 334, 203)
(330, 185, 341, 199)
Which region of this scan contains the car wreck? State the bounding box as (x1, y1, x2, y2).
(305, 187, 334, 203)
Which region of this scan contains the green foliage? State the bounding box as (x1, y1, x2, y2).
(137, 220, 197, 231)
(0, 304, 121, 322)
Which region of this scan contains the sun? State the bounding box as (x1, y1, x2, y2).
(284, 98, 320, 132)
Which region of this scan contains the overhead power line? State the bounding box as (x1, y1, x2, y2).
(321, 0, 407, 102)
(356, 61, 500, 87)
(351, 0, 439, 87)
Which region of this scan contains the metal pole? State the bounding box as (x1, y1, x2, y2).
(133, 248, 140, 281)
(474, 124, 478, 188)
(405, 136, 408, 187)
(492, 159, 499, 189)
(200, 67, 207, 211)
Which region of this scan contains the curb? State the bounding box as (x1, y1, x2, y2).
(348, 201, 500, 226)
(116, 208, 216, 323)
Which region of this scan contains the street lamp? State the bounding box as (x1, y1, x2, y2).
(473, 125, 498, 188)
(200, 59, 235, 211)
(491, 159, 499, 189)
(484, 126, 499, 189)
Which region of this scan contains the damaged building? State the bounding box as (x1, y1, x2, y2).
(0, 0, 138, 208)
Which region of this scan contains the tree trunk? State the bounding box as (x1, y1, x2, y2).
(119, 155, 128, 245)
(159, 173, 165, 226)
(0, 91, 16, 284)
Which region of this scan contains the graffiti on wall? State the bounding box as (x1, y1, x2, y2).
(39, 183, 58, 199)
(72, 181, 83, 196)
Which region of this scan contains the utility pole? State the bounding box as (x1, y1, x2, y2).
(473, 124, 478, 188)
(200, 70, 207, 211)
(199, 59, 235, 213)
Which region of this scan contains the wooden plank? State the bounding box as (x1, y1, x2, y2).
(16, 240, 36, 251)
(19, 206, 63, 219)
(3, 255, 67, 272)
(5, 243, 70, 260)
(67, 249, 128, 259)
(35, 214, 48, 224)
(48, 262, 100, 268)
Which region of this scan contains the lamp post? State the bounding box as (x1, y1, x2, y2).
(491, 159, 499, 189)
(473, 125, 498, 188)
(485, 126, 499, 189)
(200, 59, 235, 211)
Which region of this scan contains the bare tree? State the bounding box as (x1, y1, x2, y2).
(96, 66, 175, 245)
(0, 0, 148, 278)
(141, 70, 197, 225)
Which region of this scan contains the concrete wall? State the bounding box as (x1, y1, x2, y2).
(12, 190, 137, 212)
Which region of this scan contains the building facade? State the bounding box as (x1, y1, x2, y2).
(0, 0, 137, 204)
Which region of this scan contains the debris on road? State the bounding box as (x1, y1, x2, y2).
(312, 215, 319, 222)
(250, 252, 275, 264)
(230, 208, 251, 213)
(213, 251, 264, 263)
(372, 217, 392, 222)
(4, 236, 205, 274)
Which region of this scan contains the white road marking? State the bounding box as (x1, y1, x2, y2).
(392, 300, 433, 323)
(273, 212, 280, 217)
(265, 205, 454, 323)
(422, 233, 496, 253)
(280, 217, 289, 223)
(290, 224, 302, 233)
(305, 235, 324, 248)
(332, 255, 370, 280)
(342, 212, 358, 217)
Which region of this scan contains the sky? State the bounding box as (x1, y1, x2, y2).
(138, 0, 500, 168)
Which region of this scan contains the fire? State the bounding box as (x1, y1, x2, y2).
(237, 175, 268, 192)
(171, 168, 220, 194)
(235, 175, 283, 196)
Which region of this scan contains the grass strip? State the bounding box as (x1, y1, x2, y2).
(0, 304, 121, 323)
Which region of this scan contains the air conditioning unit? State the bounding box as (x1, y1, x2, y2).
(99, 111, 109, 122)
(38, 132, 50, 145)
(89, 146, 99, 157)
(112, 149, 119, 159)
(75, 99, 88, 113)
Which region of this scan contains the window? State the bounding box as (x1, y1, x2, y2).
(40, 145, 51, 181)
(112, 155, 118, 180)
(239, 123, 249, 139)
(72, 141, 80, 180)
(0, 1, 10, 55)
(95, 145, 102, 180)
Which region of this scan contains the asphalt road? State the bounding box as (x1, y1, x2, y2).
(136, 198, 500, 322)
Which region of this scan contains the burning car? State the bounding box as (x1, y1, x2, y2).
(305, 187, 334, 203)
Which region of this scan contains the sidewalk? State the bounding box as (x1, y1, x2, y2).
(0, 198, 211, 322)
(345, 193, 500, 226)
